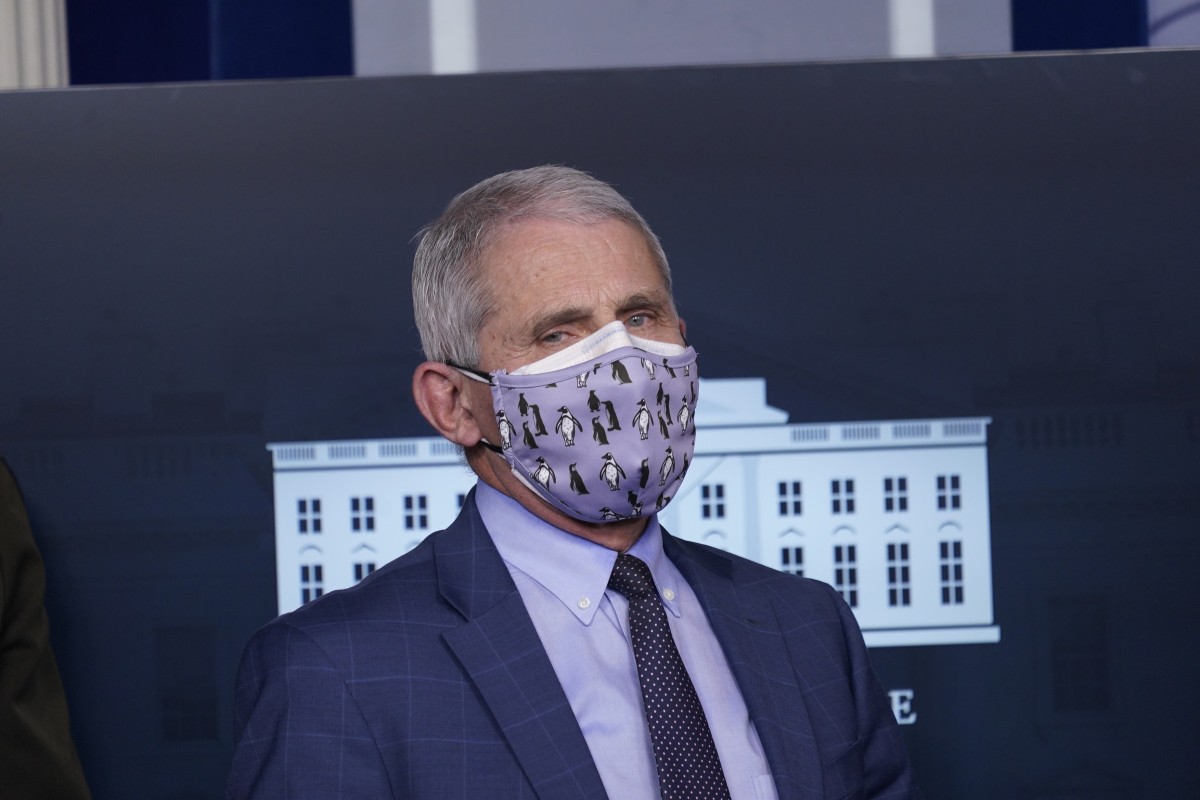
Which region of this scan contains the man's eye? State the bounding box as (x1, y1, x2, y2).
(542, 331, 566, 344)
(627, 314, 649, 328)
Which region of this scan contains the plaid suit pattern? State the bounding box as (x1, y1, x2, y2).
(228, 490, 920, 799)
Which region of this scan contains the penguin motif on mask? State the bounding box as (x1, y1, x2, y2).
(641, 358, 656, 380)
(531, 457, 555, 489)
(587, 389, 601, 413)
(601, 399, 621, 431)
(496, 410, 515, 450)
(611, 360, 632, 384)
(522, 422, 538, 449)
(576, 371, 589, 388)
(632, 399, 652, 440)
(568, 463, 589, 494)
(517, 393, 529, 417)
(626, 490, 643, 518)
(530, 403, 548, 436)
(591, 417, 609, 446)
(658, 446, 676, 486)
(662, 358, 677, 379)
(599, 452, 626, 491)
(555, 406, 582, 446)
(677, 400, 691, 432)
(657, 411, 670, 439)
(639, 457, 650, 489)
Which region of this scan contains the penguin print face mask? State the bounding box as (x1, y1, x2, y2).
(453, 320, 699, 524)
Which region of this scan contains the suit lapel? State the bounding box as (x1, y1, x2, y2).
(436, 496, 609, 800)
(665, 533, 825, 800)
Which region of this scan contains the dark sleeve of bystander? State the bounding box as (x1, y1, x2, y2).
(0, 458, 92, 800)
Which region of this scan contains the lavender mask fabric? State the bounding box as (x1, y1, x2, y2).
(485, 343, 699, 523)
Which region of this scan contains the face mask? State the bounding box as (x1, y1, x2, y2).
(454, 321, 699, 524)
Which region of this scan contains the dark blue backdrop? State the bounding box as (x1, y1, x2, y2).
(65, 0, 354, 85)
(2, 50, 1198, 798)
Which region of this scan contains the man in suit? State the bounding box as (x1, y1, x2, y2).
(228, 166, 921, 798)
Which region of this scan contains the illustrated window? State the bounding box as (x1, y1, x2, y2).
(701, 483, 726, 519)
(833, 544, 858, 607)
(780, 546, 803, 577)
(777, 481, 802, 515)
(939, 540, 964, 605)
(297, 498, 321, 534)
(351, 496, 375, 532)
(404, 495, 429, 530)
(883, 477, 908, 512)
(831, 479, 855, 514)
(937, 475, 962, 510)
(300, 564, 324, 604)
(886, 542, 912, 607)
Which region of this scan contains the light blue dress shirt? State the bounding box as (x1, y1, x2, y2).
(477, 482, 779, 800)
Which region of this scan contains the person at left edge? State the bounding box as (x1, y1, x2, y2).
(0, 459, 93, 800)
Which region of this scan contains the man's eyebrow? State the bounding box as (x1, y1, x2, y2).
(529, 306, 590, 335)
(617, 292, 674, 315)
(528, 293, 675, 335)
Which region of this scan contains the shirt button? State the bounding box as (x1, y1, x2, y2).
(662, 588, 676, 601)
(578, 596, 591, 610)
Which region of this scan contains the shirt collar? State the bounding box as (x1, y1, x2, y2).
(475, 481, 681, 622)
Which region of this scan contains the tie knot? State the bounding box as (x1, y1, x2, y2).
(608, 552, 658, 598)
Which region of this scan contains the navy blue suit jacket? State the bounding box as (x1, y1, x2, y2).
(228, 493, 920, 799)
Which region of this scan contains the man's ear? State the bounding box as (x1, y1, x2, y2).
(412, 362, 485, 446)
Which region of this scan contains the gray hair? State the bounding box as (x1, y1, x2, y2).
(412, 165, 672, 366)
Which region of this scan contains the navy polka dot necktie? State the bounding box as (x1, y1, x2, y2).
(608, 553, 731, 800)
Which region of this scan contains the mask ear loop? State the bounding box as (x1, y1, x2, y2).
(446, 361, 493, 384)
(444, 362, 505, 455)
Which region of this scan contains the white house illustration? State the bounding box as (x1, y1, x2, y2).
(268, 378, 998, 647)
